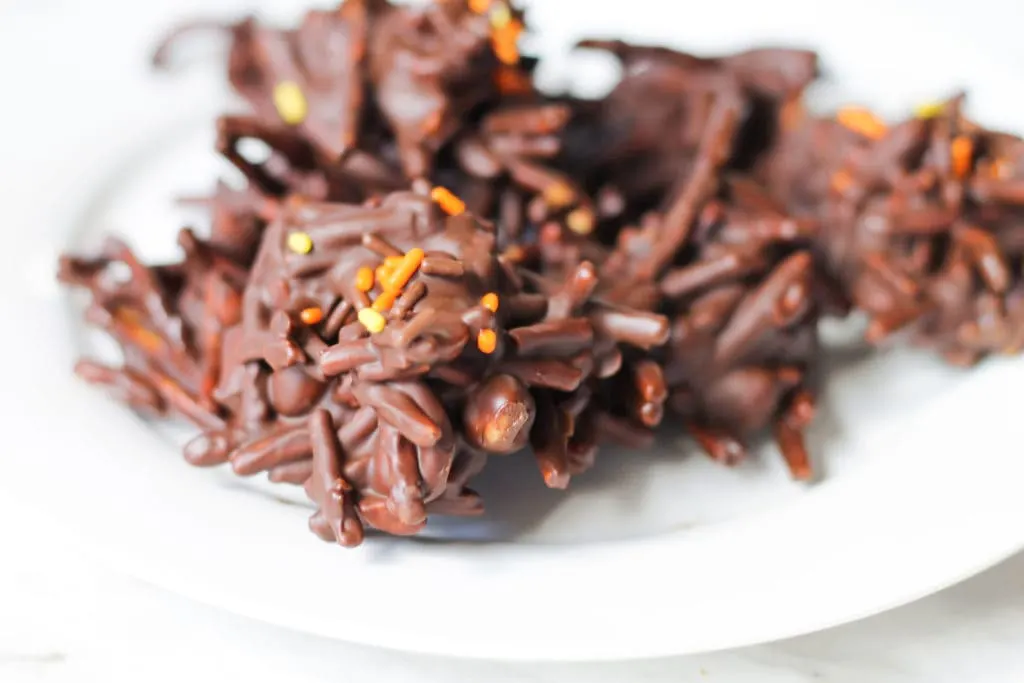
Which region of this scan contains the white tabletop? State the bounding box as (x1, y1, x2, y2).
(5, 1, 1024, 680)
(4, 497, 1024, 683)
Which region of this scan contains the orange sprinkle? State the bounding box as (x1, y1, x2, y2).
(481, 292, 500, 313)
(114, 308, 163, 353)
(355, 266, 375, 292)
(372, 289, 398, 313)
(491, 20, 523, 66)
(299, 307, 324, 325)
(131, 327, 164, 353)
(387, 248, 425, 292)
(477, 329, 498, 354)
(385, 255, 404, 269)
(430, 186, 466, 216)
(375, 264, 393, 287)
(468, 0, 490, 12)
(543, 182, 575, 208)
(493, 41, 519, 67)
(951, 135, 974, 178)
(836, 106, 888, 140)
(830, 170, 853, 194)
(501, 244, 526, 263)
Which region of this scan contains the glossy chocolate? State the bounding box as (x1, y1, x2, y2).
(59, 0, 1024, 548)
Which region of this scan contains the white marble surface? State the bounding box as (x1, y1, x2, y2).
(5, 0, 1024, 680)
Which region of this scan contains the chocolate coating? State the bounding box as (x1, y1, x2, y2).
(57, 0, 1024, 549)
(268, 365, 329, 417)
(463, 374, 535, 453)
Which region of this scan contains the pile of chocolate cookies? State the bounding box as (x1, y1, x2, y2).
(59, 0, 1024, 548)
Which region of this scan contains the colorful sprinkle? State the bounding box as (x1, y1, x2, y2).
(543, 182, 575, 208)
(128, 325, 164, 353)
(914, 101, 945, 120)
(387, 248, 425, 292)
(372, 289, 399, 313)
(477, 329, 498, 354)
(299, 307, 324, 325)
(951, 135, 974, 178)
(491, 19, 523, 65)
(566, 208, 595, 235)
(430, 186, 466, 216)
(468, 0, 490, 12)
(358, 307, 387, 334)
(272, 81, 309, 126)
(480, 293, 500, 313)
(501, 244, 526, 263)
(375, 264, 393, 286)
(355, 267, 375, 292)
(286, 231, 314, 255)
(489, 3, 512, 28)
(836, 106, 887, 140)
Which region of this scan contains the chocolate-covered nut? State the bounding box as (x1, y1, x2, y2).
(463, 374, 535, 453)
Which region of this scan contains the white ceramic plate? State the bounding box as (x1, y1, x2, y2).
(3, 0, 1024, 662)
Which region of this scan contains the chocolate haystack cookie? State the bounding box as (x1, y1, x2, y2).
(153, 0, 534, 195)
(59, 200, 259, 430)
(763, 95, 1024, 365)
(527, 42, 824, 476)
(58, 0, 1024, 547)
(65, 184, 667, 545)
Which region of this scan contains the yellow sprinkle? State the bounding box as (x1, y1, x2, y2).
(477, 329, 498, 354)
(566, 208, 595, 235)
(481, 292, 500, 313)
(286, 231, 313, 255)
(273, 81, 309, 126)
(914, 101, 946, 120)
(489, 3, 512, 28)
(358, 307, 387, 334)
